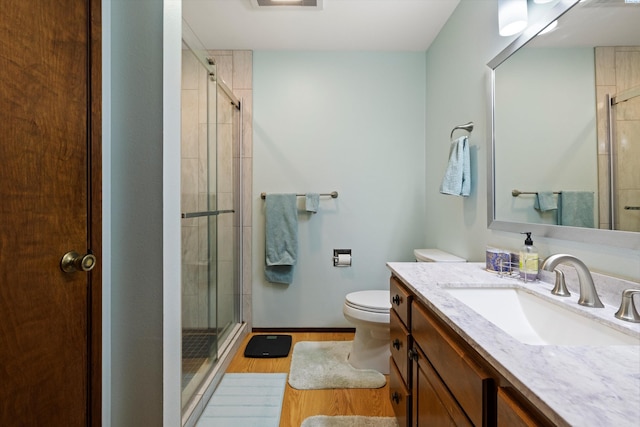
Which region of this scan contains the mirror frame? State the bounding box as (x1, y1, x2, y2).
(487, 0, 639, 250)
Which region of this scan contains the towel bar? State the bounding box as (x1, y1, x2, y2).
(512, 189, 560, 197)
(181, 209, 235, 218)
(261, 191, 338, 200)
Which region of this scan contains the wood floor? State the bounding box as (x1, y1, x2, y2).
(225, 331, 396, 427)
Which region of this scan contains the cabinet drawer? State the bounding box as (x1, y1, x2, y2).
(390, 310, 411, 385)
(390, 275, 412, 328)
(389, 357, 411, 427)
(412, 301, 495, 427)
(414, 345, 473, 427)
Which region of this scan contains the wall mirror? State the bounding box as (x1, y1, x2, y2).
(488, 0, 640, 249)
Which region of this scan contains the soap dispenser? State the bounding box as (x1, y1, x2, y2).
(519, 232, 538, 281)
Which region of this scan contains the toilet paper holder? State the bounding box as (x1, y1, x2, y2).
(333, 249, 352, 267)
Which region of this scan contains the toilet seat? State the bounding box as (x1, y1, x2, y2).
(345, 291, 390, 314)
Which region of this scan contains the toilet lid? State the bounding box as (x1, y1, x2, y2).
(345, 291, 391, 313)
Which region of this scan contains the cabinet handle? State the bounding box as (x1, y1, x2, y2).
(393, 339, 401, 350)
(391, 391, 401, 404)
(392, 294, 401, 305)
(408, 348, 419, 361)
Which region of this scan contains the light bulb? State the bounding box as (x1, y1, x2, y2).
(498, 0, 528, 37)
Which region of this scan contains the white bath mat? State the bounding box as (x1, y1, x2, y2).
(196, 373, 287, 427)
(301, 415, 399, 427)
(288, 341, 386, 390)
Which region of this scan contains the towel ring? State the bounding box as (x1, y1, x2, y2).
(450, 122, 474, 140)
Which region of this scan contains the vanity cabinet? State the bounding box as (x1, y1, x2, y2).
(389, 274, 554, 427)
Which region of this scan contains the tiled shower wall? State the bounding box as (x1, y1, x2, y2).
(181, 50, 253, 329)
(595, 46, 640, 231)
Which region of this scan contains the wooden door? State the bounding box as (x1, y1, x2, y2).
(0, 0, 101, 425)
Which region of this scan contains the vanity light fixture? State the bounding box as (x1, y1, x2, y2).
(498, 0, 528, 37)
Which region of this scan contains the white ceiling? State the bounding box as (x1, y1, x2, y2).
(182, 0, 461, 51)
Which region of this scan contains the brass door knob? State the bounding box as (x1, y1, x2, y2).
(61, 251, 97, 273)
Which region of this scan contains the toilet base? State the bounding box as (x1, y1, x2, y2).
(347, 326, 390, 375)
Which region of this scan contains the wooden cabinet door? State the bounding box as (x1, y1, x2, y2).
(413, 300, 496, 426)
(498, 387, 554, 427)
(0, 0, 101, 425)
(413, 345, 473, 427)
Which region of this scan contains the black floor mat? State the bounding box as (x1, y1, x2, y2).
(244, 334, 292, 358)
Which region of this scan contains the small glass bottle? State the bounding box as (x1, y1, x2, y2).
(519, 232, 538, 281)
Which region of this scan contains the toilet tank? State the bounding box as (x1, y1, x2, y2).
(414, 249, 466, 263)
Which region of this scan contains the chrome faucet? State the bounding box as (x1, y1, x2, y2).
(540, 254, 604, 308)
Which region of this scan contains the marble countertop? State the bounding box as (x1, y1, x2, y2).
(386, 262, 640, 427)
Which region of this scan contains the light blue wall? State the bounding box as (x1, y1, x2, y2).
(425, 0, 640, 280)
(252, 52, 427, 327)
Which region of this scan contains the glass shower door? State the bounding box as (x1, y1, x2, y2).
(180, 39, 241, 411)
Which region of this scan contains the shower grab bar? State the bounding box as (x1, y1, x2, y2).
(260, 191, 338, 200)
(512, 189, 560, 197)
(450, 122, 474, 140)
(181, 209, 235, 219)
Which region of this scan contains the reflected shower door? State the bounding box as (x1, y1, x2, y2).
(611, 89, 640, 232)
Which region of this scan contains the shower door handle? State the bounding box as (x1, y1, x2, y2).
(181, 209, 235, 219)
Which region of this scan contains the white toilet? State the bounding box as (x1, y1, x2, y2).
(343, 290, 391, 374)
(342, 249, 465, 375)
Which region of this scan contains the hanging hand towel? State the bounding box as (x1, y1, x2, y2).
(534, 192, 557, 212)
(440, 136, 470, 197)
(265, 194, 298, 284)
(558, 191, 594, 228)
(305, 193, 320, 213)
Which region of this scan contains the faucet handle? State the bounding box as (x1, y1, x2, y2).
(551, 269, 571, 297)
(614, 289, 640, 323)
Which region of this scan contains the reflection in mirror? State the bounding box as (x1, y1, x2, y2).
(488, 0, 640, 249)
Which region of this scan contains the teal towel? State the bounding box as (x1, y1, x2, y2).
(305, 193, 320, 213)
(558, 191, 594, 228)
(440, 136, 470, 197)
(534, 192, 557, 212)
(264, 194, 298, 284)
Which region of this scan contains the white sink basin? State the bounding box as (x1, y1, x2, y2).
(445, 287, 640, 346)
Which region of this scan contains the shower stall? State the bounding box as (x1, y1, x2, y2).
(180, 28, 243, 410)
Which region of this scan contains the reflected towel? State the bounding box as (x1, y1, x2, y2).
(265, 194, 298, 284)
(440, 136, 470, 197)
(534, 192, 557, 212)
(305, 193, 320, 213)
(558, 191, 594, 228)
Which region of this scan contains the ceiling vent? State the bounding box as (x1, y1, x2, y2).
(250, 0, 323, 9)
